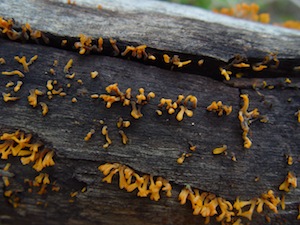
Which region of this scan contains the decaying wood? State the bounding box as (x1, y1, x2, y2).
(0, 0, 299, 225)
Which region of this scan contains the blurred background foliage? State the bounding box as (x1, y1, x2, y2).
(165, 0, 300, 22)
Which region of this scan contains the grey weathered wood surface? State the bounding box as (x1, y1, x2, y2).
(0, 0, 299, 225)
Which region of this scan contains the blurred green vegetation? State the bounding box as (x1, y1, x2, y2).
(166, 0, 300, 22)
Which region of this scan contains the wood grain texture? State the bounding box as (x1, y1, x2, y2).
(0, 0, 299, 224)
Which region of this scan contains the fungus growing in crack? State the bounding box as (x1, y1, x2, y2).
(198, 59, 204, 66)
(74, 34, 92, 54)
(233, 62, 250, 68)
(219, 68, 232, 80)
(61, 39, 67, 46)
(148, 54, 156, 60)
(121, 45, 148, 59)
(2, 93, 20, 102)
(252, 64, 267, 71)
(279, 172, 297, 192)
(64, 59, 73, 73)
(109, 38, 120, 55)
(2, 70, 25, 78)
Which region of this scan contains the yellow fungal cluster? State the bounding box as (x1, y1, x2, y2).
(98, 163, 172, 201)
(157, 95, 197, 121)
(253, 52, 279, 71)
(279, 172, 297, 192)
(213, 3, 270, 23)
(121, 45, 148, 59)
(24, 173, 60, 197)
(14, 55, 38, 72)
(207, 101, 232, 116)
(163, 54, 192, 68)
(0, 17, 48, 43)
(99, 83, 155, 119)
(180, 186, 283, 224)
(28, 89, 43, 107)
(0, 130, 55, 172)
(238, 94, 260, 149)
(74, 34, 102, 54)
(178, 186, 235, 224)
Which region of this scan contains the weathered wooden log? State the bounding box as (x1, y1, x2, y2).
(0, 1, 299, 225)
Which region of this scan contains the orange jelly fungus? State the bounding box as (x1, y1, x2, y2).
(0, 130, 55, 172)
(279, 172, 297, 192)
(28, 89, 44, 107)
(2, 70, 25, 78)
(14, 55, 38, 72)
(158, 95, 197, 121)
(100, 83, 155, 119)
(238, 94, 260, 149)
(98, 163, 172, 201)
(207, 101, 232, 116)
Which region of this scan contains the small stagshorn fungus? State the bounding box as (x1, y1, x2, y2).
(179, 186, 283, 224)
(238, 94, 261, 149)
(99, 83, 155, 119)
(98, 162, 172, 201)
(207, 101, 232, 116)
(157, 94, 197, 121)
(279, 171, 297, 192)
(0, 130, 55, 172)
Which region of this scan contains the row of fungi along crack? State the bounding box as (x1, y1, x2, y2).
(179, 186, 288, 225)
(2, 17, 300, 81)
(98, 163, 172, 201)
(98, 162, 297, 224)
